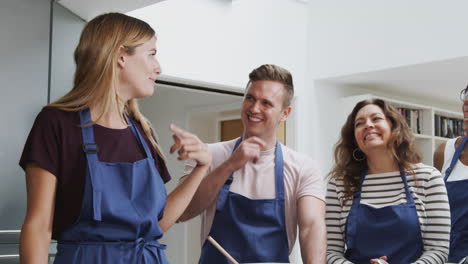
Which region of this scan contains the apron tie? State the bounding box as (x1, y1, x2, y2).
(136, 238, 167, 264)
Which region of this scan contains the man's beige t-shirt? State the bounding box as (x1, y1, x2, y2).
(184, 138, 325, 253)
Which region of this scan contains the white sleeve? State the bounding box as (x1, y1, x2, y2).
(296, 159, 326, 201)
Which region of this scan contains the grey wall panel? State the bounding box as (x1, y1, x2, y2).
(50, 2, 85, 102)
(0, 0, 51, 229)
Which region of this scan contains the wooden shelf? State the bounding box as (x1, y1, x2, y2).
(414, 134, 433, 140)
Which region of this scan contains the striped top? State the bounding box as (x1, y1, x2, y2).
(326, 163, 450, 264)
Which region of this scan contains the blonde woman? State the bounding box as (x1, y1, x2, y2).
(326, 99, 450, 264)
(19, 13, 211, 264)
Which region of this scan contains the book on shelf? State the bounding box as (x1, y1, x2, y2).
(434, 114, 463, 138)
(397, 107, 422, 134)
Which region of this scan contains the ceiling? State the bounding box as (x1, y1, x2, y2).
(57, 0, 167, 21)
(319, 56, 468, 106)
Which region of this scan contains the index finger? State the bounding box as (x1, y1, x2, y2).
(169, 134, 181, 154)
(169, 124, 191, 139)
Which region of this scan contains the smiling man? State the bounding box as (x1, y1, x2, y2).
(179, 64, 326, 264)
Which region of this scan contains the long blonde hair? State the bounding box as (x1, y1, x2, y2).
(48, 12, 164, 159)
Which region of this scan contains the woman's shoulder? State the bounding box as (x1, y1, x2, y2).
(36, 106, 79, 126)
(411, 163, 439, 173)
(410, 163, 442, 181)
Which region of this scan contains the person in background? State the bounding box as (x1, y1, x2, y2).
(326, 99, 450, 264)
(180, 64, 327, 264)
(19, 12, 211, 264)
(434, 85, 468, 263)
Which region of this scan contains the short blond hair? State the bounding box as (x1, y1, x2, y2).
(247, 64, 294, 107)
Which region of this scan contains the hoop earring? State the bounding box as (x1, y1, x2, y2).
(352, 148, 366, 161)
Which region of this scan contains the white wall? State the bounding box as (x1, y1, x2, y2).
(306, 1, 468, 171)
(128, 0, 309, 90)
(189, 112, 219, 143)
(308, 0, 468, 79)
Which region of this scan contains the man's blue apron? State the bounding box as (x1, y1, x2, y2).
(344, 170, 423, 264)
(444, 136, 468, 263)
(199, 138, 289, 263)
(53, 109, 168, 264)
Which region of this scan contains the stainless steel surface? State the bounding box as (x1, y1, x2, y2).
(0, 231, 19, 245)
(0, 0, 50, 230)
(0, 231, 56, 264)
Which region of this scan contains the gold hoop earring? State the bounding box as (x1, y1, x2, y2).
(352, 148, 366, 161)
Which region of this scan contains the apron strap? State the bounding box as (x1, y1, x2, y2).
(80, 108, 98, 158)
(400, 170, 415, 205)
(216, 138, 242, 210)
(346, 172, 366, 245)
(274, 141, 285, 200)
(79, 108, 102, 221)
(444, 136, 468, 181)
(127, 116, 153, 159)
(223, 137, 243, 186)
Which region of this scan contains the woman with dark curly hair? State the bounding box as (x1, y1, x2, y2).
(326, 99, 450, 264)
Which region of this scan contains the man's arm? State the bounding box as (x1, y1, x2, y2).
(178, 159, 236, 221)
(298, 195, 326, 264)
(433, 142, 446, 171)
(179, 136, 266, 221)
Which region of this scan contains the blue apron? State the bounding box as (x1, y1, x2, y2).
(444, 136, 468, 263)
(344, 170, 423, 264)
(54, 109, 168, 264)
(199, 138, 289, 264)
